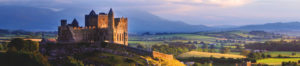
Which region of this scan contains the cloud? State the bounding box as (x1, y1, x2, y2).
(42, 7, 64, 12)
(54, 0, 73, 4)
(1, 0, 273, 26)
(162, 0, 252, 7)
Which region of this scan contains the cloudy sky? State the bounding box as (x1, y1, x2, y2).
(1, 0, 300, 26)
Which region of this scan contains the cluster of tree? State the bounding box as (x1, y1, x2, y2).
(282, 61, 300, 66)
(220, 47, 231, 54)
(151, 41, 234, 55)
(0, 42, 8, 50)
(245, 40, 300, 51)
(0, 50, 51, 66)
(199, 42, 219, 53)
(0, 38, 50, 66)
(8, 38, 39, 51)
(246, 52, 274, 62)
(0, 38, 90, 66)
(240, 50, 251, 56)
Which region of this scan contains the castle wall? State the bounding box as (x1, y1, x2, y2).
(70, 26, 109, 43)
(58, 26, 75, 42)
(113, 18, 128, 45)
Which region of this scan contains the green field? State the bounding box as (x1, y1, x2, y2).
(129, 34, 220, 42)
(153, 34, 218, 41)
(128, 41, 165, 48)
(128, 41, 163, 44)
(264, 51, 300, 57)
(257, 58, 300, 65)
(178, 51, 246, 59)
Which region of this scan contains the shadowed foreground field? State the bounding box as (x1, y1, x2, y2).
(177, 51, 246, 59)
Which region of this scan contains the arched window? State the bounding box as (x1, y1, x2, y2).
(120, 34, 122, 41)
(119, 34, 121, 41)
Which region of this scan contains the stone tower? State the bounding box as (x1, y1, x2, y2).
(108, 8, 115, 43)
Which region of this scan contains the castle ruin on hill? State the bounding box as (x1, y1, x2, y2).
(40, 9, 175, 63)
(57, 8, 128, 46)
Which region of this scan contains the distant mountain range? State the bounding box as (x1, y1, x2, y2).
(1, 5, 300, 33)
(117, 10, 210, 33)
(0, 6, 209, 32)
(233, 22, 300, 31)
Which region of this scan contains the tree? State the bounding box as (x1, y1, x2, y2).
(188, 41, 192, 44)
(209, 45, 215, 49)
(247, 52, 262, 59)
(24, 40, 39, 51)
(221, 47, 231, 54)
(7, 47, 17, 53)
(202, 44, 209, 52)
(240, 50, 251, 56)
(261, 53, 266, 58)
(193, 41, 198, 44)
(200, 41, 205, 45)
(8, 38, 38, 52)
(292, 52, 296, 56)
(0, 44, 4, 50)
(209, 45, 216, 52)
(266, 54, 272, 58)
(236, 44, 243, 50)
(9, 38, 26, 50)
(137, 44, 145, 49)
(278, 54, 283, 58)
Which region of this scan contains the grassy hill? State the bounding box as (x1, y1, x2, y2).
(177, 51, 246, 59)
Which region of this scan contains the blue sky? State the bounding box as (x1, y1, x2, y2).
(1, 0, 300, 26)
